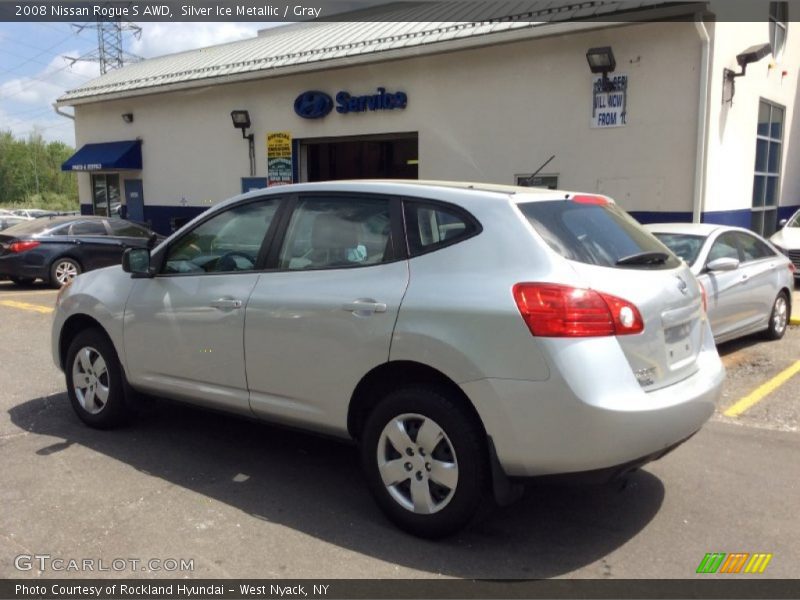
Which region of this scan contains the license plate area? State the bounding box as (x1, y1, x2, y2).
(664, 321, 694, 366)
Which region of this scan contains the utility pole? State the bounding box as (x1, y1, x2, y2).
(66, 6, 142, 74)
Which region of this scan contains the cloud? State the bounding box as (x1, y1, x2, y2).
(0, 104, 76, 145)
(1, 23, 281, 145)
(0, 52, 99, 106)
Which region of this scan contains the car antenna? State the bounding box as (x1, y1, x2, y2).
(523, 155, 556, 187)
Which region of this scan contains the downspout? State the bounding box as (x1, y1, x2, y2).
(53, 104, 74, 120)
(693, 18, 711, 223)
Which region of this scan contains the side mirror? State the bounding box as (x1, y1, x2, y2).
(706, 257, 740, 272)
(122, 247, 153, 278)
(778, 218, 788, 228)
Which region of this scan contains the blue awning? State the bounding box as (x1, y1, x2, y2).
(61, 140, 142, 172)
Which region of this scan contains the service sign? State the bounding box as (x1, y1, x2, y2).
(267, 131, 293, 187)
(591, 73, 628, 128)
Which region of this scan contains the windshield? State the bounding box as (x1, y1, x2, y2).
(517, 199, 680, 269)
(787, 210, 800, 228)
(651, 233, 706, 266)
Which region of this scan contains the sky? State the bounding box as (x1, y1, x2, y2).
(0, 21, 279, 147)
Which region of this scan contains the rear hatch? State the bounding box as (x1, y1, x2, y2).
(517, 195, 706, 391)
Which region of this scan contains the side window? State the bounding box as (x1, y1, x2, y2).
(108, 220, 150, 238)
(163, 200, 279, 274)
(279, 196, 392, 270)
(69, 221, 107, 236)
(706, 233, 740, 264)
(404, 202, 477, 257)
(736, 232, 775, 262)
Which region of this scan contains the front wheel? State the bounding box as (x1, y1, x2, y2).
(50, 257, 81, 288)
(764, 291, 789, 340)
(65, 328, 131, 428)
(361, 387, 488, 538)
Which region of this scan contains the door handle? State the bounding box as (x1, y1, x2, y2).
(210, 298, 243, 310)
(342, 299, 387, 314)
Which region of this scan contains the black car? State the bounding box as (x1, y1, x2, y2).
(0, 216, 159, 287)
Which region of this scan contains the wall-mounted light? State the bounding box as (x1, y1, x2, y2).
(586, 46, 627, 121)
(231, 110, 255, 177)
(586, 46, 616, 90)
(121, 113, 134, 123)
(723, 42, 772, 104)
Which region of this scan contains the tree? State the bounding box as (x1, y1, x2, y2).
(0, 130, 78, 210)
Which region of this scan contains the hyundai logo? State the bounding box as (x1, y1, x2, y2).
(294, 91, 333, 119)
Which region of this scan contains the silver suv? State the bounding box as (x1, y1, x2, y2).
(52, 181, 724, 537)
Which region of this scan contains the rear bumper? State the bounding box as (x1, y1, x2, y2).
(0, 253, 49, 280)
(462, 333, 724, 477)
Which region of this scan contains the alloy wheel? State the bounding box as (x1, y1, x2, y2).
(376, 413, 459, 514)
(773, 294, 788, 336)
(54, 260, 79, 285)
(71, 346, 110, 415)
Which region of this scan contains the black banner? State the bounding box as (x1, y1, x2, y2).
(4, 579, 800, 600)
(0, 0, 789, 23)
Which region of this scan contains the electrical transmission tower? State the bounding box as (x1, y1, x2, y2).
(67, 18, 142, 74)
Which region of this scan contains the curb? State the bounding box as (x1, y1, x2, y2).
(791, 316, 800, 326)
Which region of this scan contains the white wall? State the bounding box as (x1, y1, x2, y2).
(704, 16, 800, 215)
(72, 21, 703, 216)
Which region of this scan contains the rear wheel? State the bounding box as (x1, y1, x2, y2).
(361, 386, 488, 538)
(764, 291, 789, 340)
(65, 328, 131, 428)
(50, 258, 80, 288)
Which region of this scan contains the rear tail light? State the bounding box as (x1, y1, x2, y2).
(789, 263, 797, 275)
(513, 283, 644, 337)
(8, 240, 40, 253)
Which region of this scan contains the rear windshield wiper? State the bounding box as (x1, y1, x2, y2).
(615, 251, 669, 266)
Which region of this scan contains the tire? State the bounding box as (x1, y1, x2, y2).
(10, 277, 35, 285)
(764, 291, 789, 341)
(360, 386, 488, 538)
(50, 257, 81, 288)
(65, 328, 131, 429)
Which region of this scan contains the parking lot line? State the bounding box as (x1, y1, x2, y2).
(0, 288, 57, 296)
(724, 360, 800, 418)
(0, 300, 54, 314)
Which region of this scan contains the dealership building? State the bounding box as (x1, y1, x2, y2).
(57, 1, 799, 236)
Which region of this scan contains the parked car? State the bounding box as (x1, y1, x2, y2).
(770, 209, 800, 278)
(52, 181, 724, 537)
(0, 216, 159, 287)
(0, 215, 28, 231)
(12, 208, 57, 219)
(646, 223, 794, 344)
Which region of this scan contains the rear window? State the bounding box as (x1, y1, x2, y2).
(651, 233, 706, 266)
(518, 199, 680, 269)
(0, 219, 61, 235)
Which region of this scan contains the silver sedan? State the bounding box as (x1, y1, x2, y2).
(646, 223, 795, 344)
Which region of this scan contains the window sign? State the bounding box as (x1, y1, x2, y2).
(267, 132, 293, 186)
(591, 73, 628, 128)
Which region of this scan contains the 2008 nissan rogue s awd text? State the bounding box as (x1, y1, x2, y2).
(52, 181, 725, 538)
